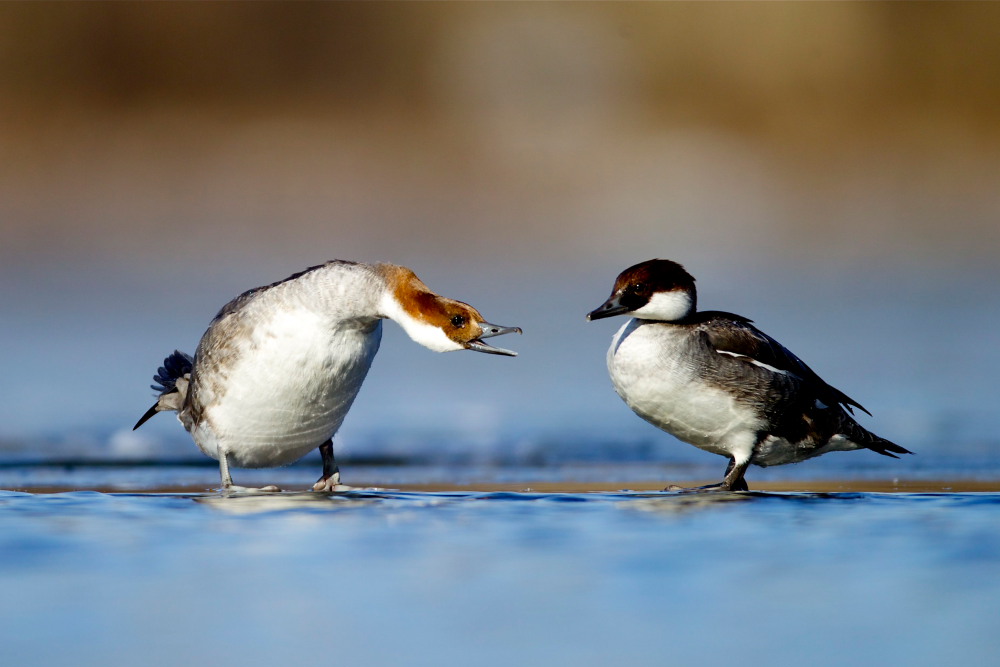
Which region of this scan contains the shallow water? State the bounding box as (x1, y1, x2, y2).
(2, 487, 998, 666)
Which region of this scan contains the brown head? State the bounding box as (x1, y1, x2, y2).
(380, 265, 521, 356)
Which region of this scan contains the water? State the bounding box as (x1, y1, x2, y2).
(2, 485, 998, 666)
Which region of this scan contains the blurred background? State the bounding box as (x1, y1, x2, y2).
(2, 3, 998, 476)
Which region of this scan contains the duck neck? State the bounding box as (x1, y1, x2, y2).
(375, 264, 463, 353)
(286, 261, 388, 323)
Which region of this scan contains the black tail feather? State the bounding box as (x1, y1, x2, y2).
(866, 437, 913, 459)
(151, 350, 194, 394)
(836, 411, 912, 459)
(132, 403, 159, 431)
(133, 350, 194, 430)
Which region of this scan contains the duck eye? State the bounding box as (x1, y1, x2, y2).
(450, 315, 467, 328)
(632, 282, 646, 294)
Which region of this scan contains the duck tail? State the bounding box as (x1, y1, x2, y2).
(843, 419, 912, 459)
(864, 436, 913, 459)
(132, 350, 194, 430)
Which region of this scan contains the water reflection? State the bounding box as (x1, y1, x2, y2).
(195, 489, 392, 514)
(190, 487, 763, 517)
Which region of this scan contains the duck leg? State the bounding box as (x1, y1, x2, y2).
(664, 457, 751, 492)
(720, 457, 750, 491)
(218, 449, 281, 493)
(219, 449, 234, 489)
(312, 439, 343, 492)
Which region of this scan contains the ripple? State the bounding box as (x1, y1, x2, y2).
(1, 489, 998, 665)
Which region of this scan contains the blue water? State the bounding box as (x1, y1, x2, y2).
(2, 488, 998, 666)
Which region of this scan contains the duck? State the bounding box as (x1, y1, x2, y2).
(587, 258, 909, 491)
(134, 260, 521, 492)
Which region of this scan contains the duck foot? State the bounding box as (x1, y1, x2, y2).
(313, 465, 349, 493)
(312, 479, 352, 493)
(312, 439, 349, 492)
(664, 460, 751, 493)
(663, 481, 749, 493)
(218, 452, 281, 493)
(221, 484, 282, 494)
(665, 457, 751, 492)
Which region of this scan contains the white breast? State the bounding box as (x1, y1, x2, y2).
(607, 319, 761, 462)
(196, 306, 382, 467)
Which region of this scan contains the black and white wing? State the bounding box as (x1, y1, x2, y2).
(692, 311, 870, 416)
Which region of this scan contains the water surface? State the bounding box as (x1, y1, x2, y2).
(1, 487, 998, 666)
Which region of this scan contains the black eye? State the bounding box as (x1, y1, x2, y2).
(631, 282, 646, 294)
(451, 315, 467, 328)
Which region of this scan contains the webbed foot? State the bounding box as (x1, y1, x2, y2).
(312, 439, 348, 492)
(312, 478, 351, 493)
(663, 479, 750, 493)
(664, 459, 750, 493)
(222, 484, 282, 494)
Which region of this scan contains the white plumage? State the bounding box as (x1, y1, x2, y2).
(589, 258, 909, 491)
(135, 260, 520, 491)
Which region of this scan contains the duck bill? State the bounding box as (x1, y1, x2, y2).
(587, 294, 629, 321)
(467, 323, 522, 357)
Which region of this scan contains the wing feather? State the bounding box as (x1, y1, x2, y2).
(692, 310, 870, 416)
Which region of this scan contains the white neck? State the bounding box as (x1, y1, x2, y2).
(630, 290, 694, 322)
(379, 292, 463, 353)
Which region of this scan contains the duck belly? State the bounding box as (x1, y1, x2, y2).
(608, 321, 762, 462)
(191, 309, 381, 468)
